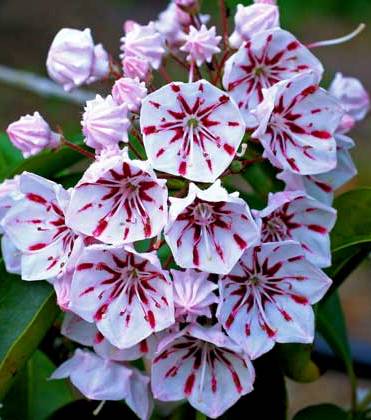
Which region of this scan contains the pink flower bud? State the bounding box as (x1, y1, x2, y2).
(329, 72, 370, 122)
(122, 55, 150, 81)
(180, 25, 221, 66)
(46, 28, 109, 91)
(82, 95, 130, 153)
(6, 112, 61, 158)
(229, 3, 280, 49)
(254, 0, 277, 4)
(112, 77, 147, 112)
(120, 21, 165, 70)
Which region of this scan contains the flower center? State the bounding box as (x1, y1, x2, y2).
(193, 202, 215, 225)
(254, 66, 265, 77)
(262, 215, 288, 241)
(187, 117, 199, 128)
(249, 275, 261, 286)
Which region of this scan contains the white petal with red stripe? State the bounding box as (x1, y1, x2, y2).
(223, 28, 323, 127)
(70, 244, 174, 349)
(151, 324, 255, 418)
(253, 72, 342, 175)
(257, 191, 337, 267)
(217, 241, 331, 359)
(165, 181, 260, 274)
(66, 153, 168, 245)
(2, 172, 79, 280)
(140, 80, 245, 182)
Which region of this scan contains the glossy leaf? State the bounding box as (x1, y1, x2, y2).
(0, 266, 58, 399)
(293, 403, 348, 420)
(317, 292, 356, 397)
(278, 343, 320, 383)
(0, 133, 23, 181)
(242, 161, 283, 199)
(1, 351, 74, 420)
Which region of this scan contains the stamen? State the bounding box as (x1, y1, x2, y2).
(93, 400, 106, 416)
(307, 23, 365, 49)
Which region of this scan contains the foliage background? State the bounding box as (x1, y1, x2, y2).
(0, 0, 370, 417)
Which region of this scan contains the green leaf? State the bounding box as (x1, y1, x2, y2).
(1, 351, 74, 420)
(317, 292, 356, 404)
(241, 161, 283, 199)
(0, 133, 23, 181)
(219, 352, 287, 419)
(293, 403, 348, 420)
(0, 267, 58, 399)
(278, 343, 320, 383)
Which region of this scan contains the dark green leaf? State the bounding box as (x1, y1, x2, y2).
(1, 351, 74, 420)
(219, 352, 287, 419)
(0, 267, 58, 399)
(317, 292, 356, 394)
(278, 343, 320, 383)
(0, 133, 23, 181)
(293, 403, 348, 420)
(242, 161, 283, 199)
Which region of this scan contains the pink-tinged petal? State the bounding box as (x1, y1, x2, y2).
(151, 324, 255, 418)
(223, 28, 324, 127)
(66, 154, 168, 245)
(253, 72, 342, 175)
(140, 80, 245, 182)
(2, 172, 79, 280)
(125, 368, 153, 420)
(70, 244, 174, 348)
(61, 312, 96, 346)
(278, 133, 357, 205)
(257, 191, 337, 267)
(165, 181, 260, 274)
(217, 241, 331, 359)
(1, 235, 21, 275)
(171, 269, 219, 321)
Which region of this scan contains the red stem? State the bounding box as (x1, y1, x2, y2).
(219, 0, 229, 48)
(61, 138, 95, 159)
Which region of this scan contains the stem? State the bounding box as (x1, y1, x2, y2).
(189, 61, 195, 83)
(219, 0, 229, 48)
(61, 138, 95, 159)
(158, 66, 172, 83)
(213, 49, 232, 85)
(307, 23, 365, 49)
(168, 50, 190, 71)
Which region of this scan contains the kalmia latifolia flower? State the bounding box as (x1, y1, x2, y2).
(224, 28, 323, 126)
(3, 0, 368, 418)
(180, 25, 221, 66)
(120, 21, 165, 70)
(172, 269, 219, 321)
(165, 181, 260, 274)
(51, 349, 152, 420)
(256, 191, 337, 267)
(82, 95, 130, 153)
(6, 112, 61, 158)
(229, 3, 280, 49)
(151, 324, 255, 418)
(69, 244, 174, 348)
(140, 80, 245, 182)
(112, 77, 147, 112)
(2, 172, 79, 280)
(253, 71, 343, 174)
(66, 153, 168, 244)
(217, 241, 331, 359)
(46, 28, 109, 91)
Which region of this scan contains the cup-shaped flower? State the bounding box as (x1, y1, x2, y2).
(69, 244, 174, 348)
(256, 191, 337, 267)
(112, 77, 147, 112)
(252, 72, 342, 175)
(51, 349, 152, 420)
(1, 172, 79, 280)
(120, 21, 165, 70)
(66, 153, 168, 245)
(223, 28, 323, 127)
(229, 3, 279, 49)
(217, 241, 332, 359)
(329, 72, 370, 122)
(82, 95, 130, 153)
(180, 25, 221, 66)
(165, 181, 260, 274)
(46, 28, 109, 91)
(6, 112, 61, 158)
(61, 312, 161, 361)
(140, 80, 245, 182)
(151, 324, 255, 418)
(172, 269, 219, 321)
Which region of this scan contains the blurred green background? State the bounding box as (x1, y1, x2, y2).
(0, 0, 370, 416)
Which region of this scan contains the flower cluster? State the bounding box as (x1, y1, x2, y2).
(2, 0, 369, 418)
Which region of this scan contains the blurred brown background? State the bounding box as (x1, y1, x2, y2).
(0, 0, 370, 417)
